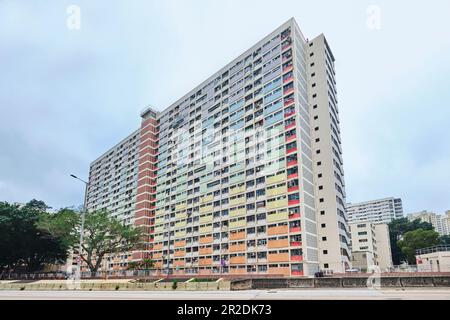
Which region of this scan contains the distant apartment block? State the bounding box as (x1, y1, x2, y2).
(408, 210, 450, 236)
(85, 130, 141, 269)
(346, 197, 403, 225)
(85, 18, 351, 276)
(349, 222, 393, 271)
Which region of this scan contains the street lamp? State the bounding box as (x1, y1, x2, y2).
(70, 174, 89, 275)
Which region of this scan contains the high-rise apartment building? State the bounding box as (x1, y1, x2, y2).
(346, 197, 403, 225)
(85, 130, 140, 270)
(408, 210, 450, 236)
(85, 18, 350, 276)
(349, 222, 393, 271)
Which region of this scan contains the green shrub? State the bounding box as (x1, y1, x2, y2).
(172, 280, 178, 290)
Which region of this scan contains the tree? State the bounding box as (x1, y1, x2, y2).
(127, 258, 155, 270)
(0, 201, 68, 272)
(388, 218, 433, 264)
(439, 235, 450, 245)
(40, 209, 144, 273)
(397, 228, 440, 264)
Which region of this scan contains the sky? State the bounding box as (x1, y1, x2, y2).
(0, 0, 449, 214)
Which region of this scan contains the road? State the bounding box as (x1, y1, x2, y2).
(0, 288, 449, 300)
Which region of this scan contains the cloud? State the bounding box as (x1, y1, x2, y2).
(0, 0, 449, 214)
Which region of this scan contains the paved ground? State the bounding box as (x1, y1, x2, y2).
(1, 288, 449, 300)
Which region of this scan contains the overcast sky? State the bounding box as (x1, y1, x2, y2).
(1, 0, 449, 214)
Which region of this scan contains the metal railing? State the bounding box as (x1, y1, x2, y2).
(416, 245, 450, 255)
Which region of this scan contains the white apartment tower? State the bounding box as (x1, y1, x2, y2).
(306, 35, 351, 271)
(347, 197, 403, 225)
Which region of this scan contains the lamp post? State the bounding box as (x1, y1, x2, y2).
(70, 174, 88, 276)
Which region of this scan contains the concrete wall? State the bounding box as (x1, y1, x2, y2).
(230, 276, 450, 290)
(0, 279, 230, 291)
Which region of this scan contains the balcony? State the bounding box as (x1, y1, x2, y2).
(229, 243, 246, 252)
(199, 214, 213, 224)
(230, 268, 247, 274)
(285, 134, 296, 142)
(199, 236, 213, 244)
(283, 75, 294, 84)
(199, 226, 213, 234)
(266, 198, 288, 211)
(284, 98, 294, 107)
(173, 261, 185, 267)
(199, 204, 213, 214)
(268, 225, 289, 236)
(285, 122, 296, 130)
(174, 240, 186, 248)
(230, 231, 246, 241)
(289, 212, 301, 219)
(268, 239, 289, 249)
(266, 186, 286, 197)
(267, 173, 287, 185)
(230, 256, 246, 264)
(230, 197, 246, 206)
(286, 147, 297, 155)
(201, 195, 214, 203)
(283, 87, 294, 96)
(174, 250, 185, 257)
(290, 255, 303, 262)
(282, 64, 293, 74)
(268, 253, 289, 263)
(199, 258, 213, 266)
(267, 210, 289, 223)
(287, 185, 299, 193)
(288, 199, 300, 206)
(199, 247, 213, 255)
(287, 172, 298, 179)
(290, 226, 301, 233)
(230, 219, 246, 229)
(230, 185, 245, 195)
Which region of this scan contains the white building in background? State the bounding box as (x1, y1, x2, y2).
(346, 197, 403, 225)
(408, 210, 450, 236)
(349, 222, 393, 271)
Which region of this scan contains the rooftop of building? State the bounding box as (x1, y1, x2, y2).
(346, 197, 402, 207)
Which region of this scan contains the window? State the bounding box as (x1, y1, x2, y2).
(315, 138, 320, 142)
(324, 263, 329, 268)
(319, 198, 324, 203)
(313, 104, 318, 109)
(321, 223, 326, 228)
(314, 116, 318, 120)
(314, 127, 319, 131)
(318, 173, 322, 178)
(316, 150, 321, 154)
(310, 52, 314, 57)
(323, 250, 328, 254)
(317, 162, 322, 166)
(319, 186, 323, 190)
(320, 210, 325, 215)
